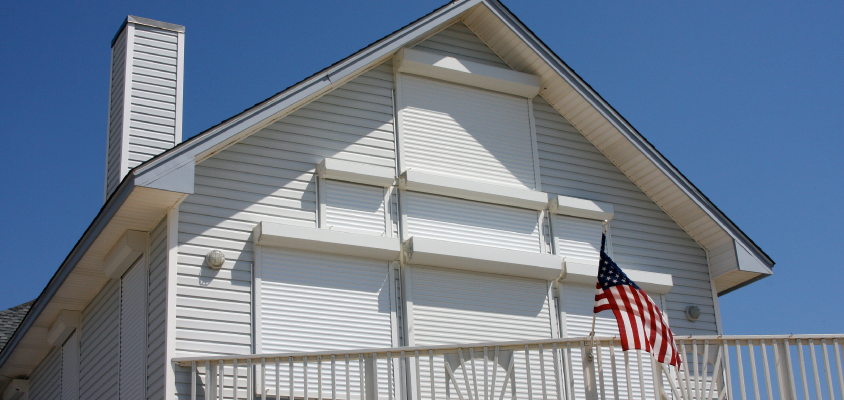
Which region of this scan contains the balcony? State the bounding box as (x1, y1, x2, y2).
(174, 334, 844, 400)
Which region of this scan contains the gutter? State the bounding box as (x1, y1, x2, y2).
(0, 173, 136, 369)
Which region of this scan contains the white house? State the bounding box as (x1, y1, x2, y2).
(1, 2, 839, 400)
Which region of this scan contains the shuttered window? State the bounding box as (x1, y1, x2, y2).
(407, 265, 557, 400)
(554, 215, 604, 262)
(120, 258, 146, 400)
(259, 247, 395, 399)
(405, 191, 541, 252)
(61, 331, 79, 400)
(323, 180, 388, 236)
(399, 74, 537, 189)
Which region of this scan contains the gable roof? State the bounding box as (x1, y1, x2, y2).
(0, 0, 774, 383)
(0, 301, 33, 353)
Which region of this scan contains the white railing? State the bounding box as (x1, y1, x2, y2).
(173, 335, 844, 400)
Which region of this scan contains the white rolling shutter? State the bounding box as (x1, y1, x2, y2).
(408, 266, 557, 400)
(554, 215, 603, 263)
(560, 283, 659, 400)
(324, 180, 387, 236)
(260, 248, 394, 400)
(405, 191, 541, 252)
(399, 74, 537, 189)
(62, 331, 79, 400)
(120, 258, 146, 400)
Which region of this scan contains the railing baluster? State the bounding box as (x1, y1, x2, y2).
(798, 339, 811, 400)
(759, 340, 773, 400)
(681, 340, 692, 400)
(469, 348, 478, 400)
(387, 352, 394, 400)
(736, 340, 748, 400)
(660, 363, 682, 400)
(346, 354, 351, 400)
(318, 355, 323, 400)
(539, 344, 548, 400)
(693, 339, 701, 400)
(491, 347, 499, 400)
(275, 358, 280, 400)
(415, 350, 422, 400)
(400, 351, 407, 400)
(483, 347, 489, 400)
(446, 355, 467, 400)
(219, 360, 224, 400)
(722, 342, 733, 400)
(747, 341, 761, 400)
(706, 345, 723, 400)
(623, 349, 633, 400)
(635, 350, 645, 400)
(809, 340, 823, 400)
(566, 342, 575, 400)
(234, 359, 239, 400)
(372, 353, 379, 400)
(552, 344, 562, 400)
(288, 357, 294, 400)
(359, 354, 365, 400)
(331, 354, 337, 400)
(834, 339, 844, 400)
(191, 361, 197, 400)
(262, 358, 267, 400)
(608, 340, 619, 400)
(429, 350, 435, 400)
(525, 345, 534, 400)
(594, 342, 605, 400)
(497, 352, 515, 400)
(783, 340, 798, 400)
(579, 341, 590, 400)
(701, 340, 711, 400)
(822, 340, 834, 400)
(206, 360, 211, 400)
(458, 348, 474, 400)
(304, 356, 309, 400)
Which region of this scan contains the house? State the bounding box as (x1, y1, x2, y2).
(2, 1, 839, 400)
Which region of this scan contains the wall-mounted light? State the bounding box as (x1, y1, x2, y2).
(685, 305, 701, 322)
(206, 249, 226, 269)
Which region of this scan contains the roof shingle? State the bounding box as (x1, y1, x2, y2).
(0, 301, 34, 353)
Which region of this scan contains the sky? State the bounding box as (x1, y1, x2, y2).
(0, 1, 841, 336)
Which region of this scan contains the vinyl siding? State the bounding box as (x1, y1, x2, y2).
(147, 217, 168, 400)
(62, 332, 79, 400)
(174, 61, 395, 398)
(324, 180, 388, 236)
(121, 260, 147, 400)
(106, 28, 128, 197)
(413, 22, 509, 68)
(533, 96, 716, 335)
(29, 346, 62, 400)
(80, 279, 120, 400)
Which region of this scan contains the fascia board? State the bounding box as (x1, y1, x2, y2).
(0, 174, 136, 369)
(482, 0, 773, 270)
(253, 222, 401, 260)
(400, 169, 549, 210)
(132, 0, 482, 193)
(561, 258, 674, 295)
(395, 48, 540, 97)
(403, 236, 563, 280)
(548, 195, 614, 221)
(318, 158, 395, 187)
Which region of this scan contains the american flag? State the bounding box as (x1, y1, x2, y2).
(594, 235, 680, 366)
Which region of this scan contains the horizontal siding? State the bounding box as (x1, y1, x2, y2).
(106, 28, 127, 197)
(174, 61, 395, 399)
(148, 217, 168, 400)
(534, 96, 716, 335)
(413, 22, 509, 68)
(80, 279, 120, 400)
(324, 180, 387, 236)
(29, 346, 62, 400)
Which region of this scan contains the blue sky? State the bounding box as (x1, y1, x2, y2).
(0, 1, 841, 335)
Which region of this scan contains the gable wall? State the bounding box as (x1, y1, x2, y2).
(28, 345, 62, 399)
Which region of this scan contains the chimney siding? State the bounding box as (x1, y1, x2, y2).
(105, 16, 184, 201)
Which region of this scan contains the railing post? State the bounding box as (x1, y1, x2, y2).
(774, 340, 796, 400)
(580, 341, 597, 400)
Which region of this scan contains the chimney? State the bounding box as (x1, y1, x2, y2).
(105, 16, 185, 201)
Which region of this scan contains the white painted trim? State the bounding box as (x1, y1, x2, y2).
(394, 74, 407, 175)
(317, 176, 326, 229)
(103, 230, 147, 279)
(164, 205, 180, 400)
(527, 97, 542, 191)
(121, 23, 135, 182)
(317, 158, 396, 187)
(707, 249, 724, 335)
(402, 236, 563, 280)
(402, 265, 415, 346)
(394, 48, 540, 98)
(398, 189, 409, 242)
(560, 258, 674, 295)
(548, 195, 615, 221)
(253, 246, 263, 354)
(253, 222, 401, 260)
(547, 282, 560, 339)
(399, 169, 549, 210)
(3, 379, 28, 400)
(174, 31, 185, 144)
(557, 283, 568, 338)
(537, 210, 547, 254)
(47, 310, 80, 347)
(388, 263, 400, 348)
(383, 187, 392, 238)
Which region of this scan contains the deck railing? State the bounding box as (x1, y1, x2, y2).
(173, 335, 844, 400)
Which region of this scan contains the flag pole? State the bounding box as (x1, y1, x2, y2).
(588, 220, 609, 360)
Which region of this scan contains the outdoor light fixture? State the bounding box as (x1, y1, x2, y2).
(685, 305, 701, 321)
(206, 249, 226, 269)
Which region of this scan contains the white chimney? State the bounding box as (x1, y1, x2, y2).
(105, 16, 185, 201)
